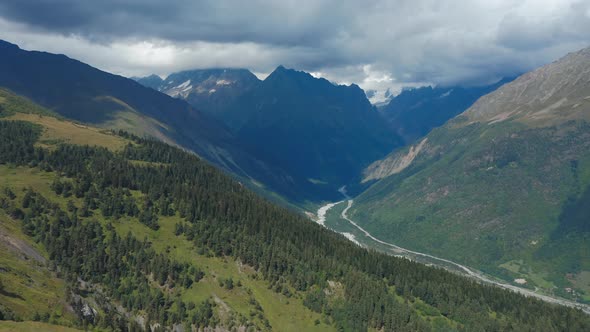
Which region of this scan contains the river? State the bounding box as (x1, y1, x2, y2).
(314, 187, 590, 314)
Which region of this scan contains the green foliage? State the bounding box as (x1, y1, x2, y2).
(0, 88, 58, 118)
(355, 120, 590, 298)
(303, 288, 326, 313)
(0, 121, 42, 165)
(0, 119, 589, 331)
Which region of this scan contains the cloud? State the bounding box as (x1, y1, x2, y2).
(0, 0, 589, 98)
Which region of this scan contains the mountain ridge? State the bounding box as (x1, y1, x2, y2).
(378, 77, 515, 143)
(137, 64, 402, 201)
(353, 45, 590, 302)
(224, 65, 402, 199)
(1, 91, 588, 331)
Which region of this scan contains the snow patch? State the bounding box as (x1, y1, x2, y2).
(175, 80, 191, 89)
(216, 79, 233, 85)
(439, 89, 453, 98)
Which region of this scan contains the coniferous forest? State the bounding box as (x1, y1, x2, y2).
(0, 118, 589, 331)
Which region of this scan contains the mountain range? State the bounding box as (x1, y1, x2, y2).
(133, 68, 260, 116)
(0, 40, 243, 169)
(1, 37, 590, 331)
(1, 81, 588, 331)
(136, 65, 405, 200)
(136, 66, 512, 199)
(354, 46, 590, 302)
(2, 40, 397, 202)
(379, 77, 515, 143)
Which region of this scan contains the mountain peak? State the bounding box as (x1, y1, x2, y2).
(265, 65, 329, 88)
(275, 65, 287, 71)
(266, 65, 296, 79)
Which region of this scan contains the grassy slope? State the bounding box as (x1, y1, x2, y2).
(0, 93, 332, 331)
(6, 113, 127, 151)
(0, 165, 331, 331)
(0, 89, 127, 151)
(353, 118, 590, 301)
(0, 210, 75, 326)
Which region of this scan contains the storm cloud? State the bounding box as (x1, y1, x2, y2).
(0, 0, 588, 102)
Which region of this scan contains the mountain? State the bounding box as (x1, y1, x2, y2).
(354, 46, 590, 301)
(134, 68, 260, 116)
(137, 65, 402, 201)
(0, 40, 311, 206)
(379, 78, 514, 143)
(222, 66, 403, 199)
(132, 74, 163, 90)
(0, 39, 231, 162)
(1, 91, 588, 331)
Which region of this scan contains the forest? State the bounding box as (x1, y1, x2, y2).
(1, 119, 589, 331)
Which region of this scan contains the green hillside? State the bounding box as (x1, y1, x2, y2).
(0, 40, 306, 210)
(0, 93, 330, 331)
(1, 90, 589, 331)
(353, 47, 590, 302)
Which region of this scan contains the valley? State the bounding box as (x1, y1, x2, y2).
(0, 9, 590, 329)
(314, 190, 590, 314)
(1, 84, 588, 331)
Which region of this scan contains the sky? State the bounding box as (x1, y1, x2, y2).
(0, 0, 589, 103)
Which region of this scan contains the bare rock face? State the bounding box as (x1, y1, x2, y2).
(465, 47, 590, 126)
(363, 138, 428, 182)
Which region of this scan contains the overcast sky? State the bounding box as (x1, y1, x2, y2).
(0, 0, 589, 102)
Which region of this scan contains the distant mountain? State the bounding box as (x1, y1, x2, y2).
(355, 46, 590, 300)
(379, 78, 514, 143)
(0, 40, 399, 203)
(223, 66, 403, 199)
(134, 68, 260, 116)
(0, 39, 224, 148)
(132, 74, 163, 90)
(137, 65, 402, 200)
(0, 39, 300, 203)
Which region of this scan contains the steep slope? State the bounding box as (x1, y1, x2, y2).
(2, 91, 588, 331)
(0, 40, 307, 205)
(0, 39, 231, 162)
(0, 93, 333, 331)
(136, 66, 396, 201)
(354, 46, 590, 302)
(223, 66, 402, 200)
(379, 78, 513, 143)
